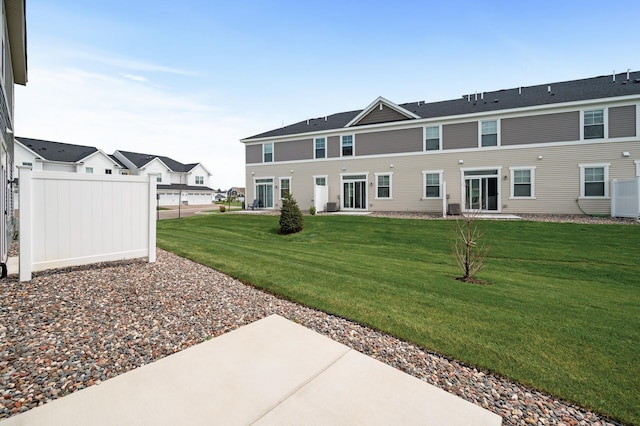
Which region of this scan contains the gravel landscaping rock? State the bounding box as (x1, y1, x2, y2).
(0, 247, 626, 425)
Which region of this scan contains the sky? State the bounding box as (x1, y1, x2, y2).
(14, 0, 640, 189)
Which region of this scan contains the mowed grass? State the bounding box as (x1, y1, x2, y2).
(157, 214, 640, 425)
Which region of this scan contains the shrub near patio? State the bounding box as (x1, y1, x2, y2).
(157, 214, 640, 425)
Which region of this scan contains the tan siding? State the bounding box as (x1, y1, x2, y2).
(246, 144, 262, 164)
(502, 111, 579, 146)
(609, 105, 636, 138)
(245, 140, 639, 215)
(356, 128, 423, 156)
(355, 104, 412, 126)
(443, 122, 477, 149)
(327, 136, 340, 158)
(274, 139, 313, 162)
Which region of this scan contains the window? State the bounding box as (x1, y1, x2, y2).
(510, 167, 535, 198)
(314, 137, 326, 159)
(314, 176, 327, 186)
(157, 174, 162, 183)
(263, 143, 273, 163)
(22, 162, 32, 166)
(195, 176, 204, 184)
(481, 120, 498, 146)
(341, 135, 353, 156)
(579, 163, 609, 198)
(375, 173, 392, 199)
(86, 167, 93, 174)
(105, 169, 112, 175)
(424, 126, 440, 150)
(584, 109, 604, 139)
(279, 177, 291, 199)
(422, 170, 443, 198)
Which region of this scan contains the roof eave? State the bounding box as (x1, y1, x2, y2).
(5, 0, 27, 85)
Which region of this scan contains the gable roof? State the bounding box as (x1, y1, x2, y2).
(16, 137, 98, 163)
(345, 96, 420, 127)
(115, 150, 191, 172)
(242, 70, 640, 141)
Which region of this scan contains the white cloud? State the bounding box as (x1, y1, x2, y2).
(14, 66, 261, 189)
(121, 73, 148, 82)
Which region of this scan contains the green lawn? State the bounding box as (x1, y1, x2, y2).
(157, 214, 640, 425)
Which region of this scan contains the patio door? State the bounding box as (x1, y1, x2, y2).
(342, 174, 367, 210)
(463, 170, 499, 212)
(254, 178, 274, 208)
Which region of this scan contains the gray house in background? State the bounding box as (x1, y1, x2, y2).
(241, 71, 640, 215)
(1, 0, 27, 274)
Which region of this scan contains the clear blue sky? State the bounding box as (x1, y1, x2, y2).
(15, 0, 639, 189)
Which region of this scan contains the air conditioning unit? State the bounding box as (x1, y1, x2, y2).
(447, 203, 461, 215)
(326, 202, 338, 212)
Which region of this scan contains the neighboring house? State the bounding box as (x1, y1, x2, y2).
(241, 71, 640, 215)
(113, 150, 214, 206)
(1, 0, 27, 272)
(15, 137, 123, 175)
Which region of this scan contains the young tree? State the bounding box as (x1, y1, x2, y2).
(279, 193, 304, 234)
(452, 210, 491, 283)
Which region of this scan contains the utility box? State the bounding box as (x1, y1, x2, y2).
(447, 203, 461, 215)
(326, 202, 338, 212)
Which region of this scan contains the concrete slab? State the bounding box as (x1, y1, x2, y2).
(2, 315, 501, 426)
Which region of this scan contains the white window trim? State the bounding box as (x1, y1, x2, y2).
(340, 134, 355, 157)
(339, 172, 369, 211)
(578, 163, 610, 199)
(423, 125, 441, 151)
(422, 170, 444, 199)
(253, 176, 275, 209)
(509, 166, 536, 199)
(262, 142, 274, 163)
(478, 119, 500, 148)
(313, 175, 328, 186)
(635, 160, 640, 177)
(580, 107, 608, 140)
(374, 172, 393, 200)
(278, 176, 292, 200)
(314, 137, 327, 159)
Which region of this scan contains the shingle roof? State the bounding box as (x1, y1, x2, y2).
(16, 137, 98, 162)
(157, 184, 214, 191)
(243, 71, 640, 140)
(116, 150, 190, 172)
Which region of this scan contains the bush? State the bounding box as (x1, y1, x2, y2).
(309, 206, 316, 215)
(279, 193, 304, 234)
(219, 205, 226, 213)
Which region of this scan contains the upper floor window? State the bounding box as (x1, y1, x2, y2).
(425, 126, 440, 150)
(279, 177, 291, 199)
(156, 174, 162, 182)
(22, 162, 32, 167)
(375, 173, 392, 199)
(105, 169, 112, 175)
(422, 170, 443, 198)
(341, 135, 353, 156)
(481, 120, 498, 147)
(510, 167, 535, 198)
(314, 137, 326, 159)
(584, 109, 604, 139)
(579, 163, 609, 198)
(86, 167, 93, 174)
(195, 176, 204, 184)
(263, 143, 273, 163)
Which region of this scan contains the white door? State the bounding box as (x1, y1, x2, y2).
(314, 176, 328, 212)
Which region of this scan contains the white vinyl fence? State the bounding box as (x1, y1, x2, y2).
(611, 177, 640, 218)
(19, 168, 156, 281)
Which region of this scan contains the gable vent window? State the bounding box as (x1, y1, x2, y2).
(584, 109, 604, 139)
(105, 169, 112, 175)
(86, 167, 93, 174)
(195, 176, 204, 184)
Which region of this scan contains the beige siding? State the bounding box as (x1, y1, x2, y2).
(327, 136, 340, 158)
(246, 140, 639, 215)
(356, 128, 422, 156)
(355, 104, 412, 126)
(443, 122, 478, 149)
(609, 105, 636, 138)
(246, 144, 262, 164)
(502, 111, 579, 146)
(274, 139, 313, 162)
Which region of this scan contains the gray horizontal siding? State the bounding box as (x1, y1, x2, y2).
(356, 128, 423, 156)
(502, 111, 579, 146)
(328, 136, 340, 158)
(274, 139, 313, 162)
(355, 104, 412, 126)
(246, 144, 262, 164)
(443, 121, 478, 150)
(609, 105, 636, 138)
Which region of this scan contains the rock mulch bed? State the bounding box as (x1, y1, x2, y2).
(1, 248, 624, 425)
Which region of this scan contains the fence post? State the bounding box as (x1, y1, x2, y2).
(442, 181, 447, 218)
(611, 179, 617, 218)
(148, 176, 157, 263)
(18, 166, 32, 281)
